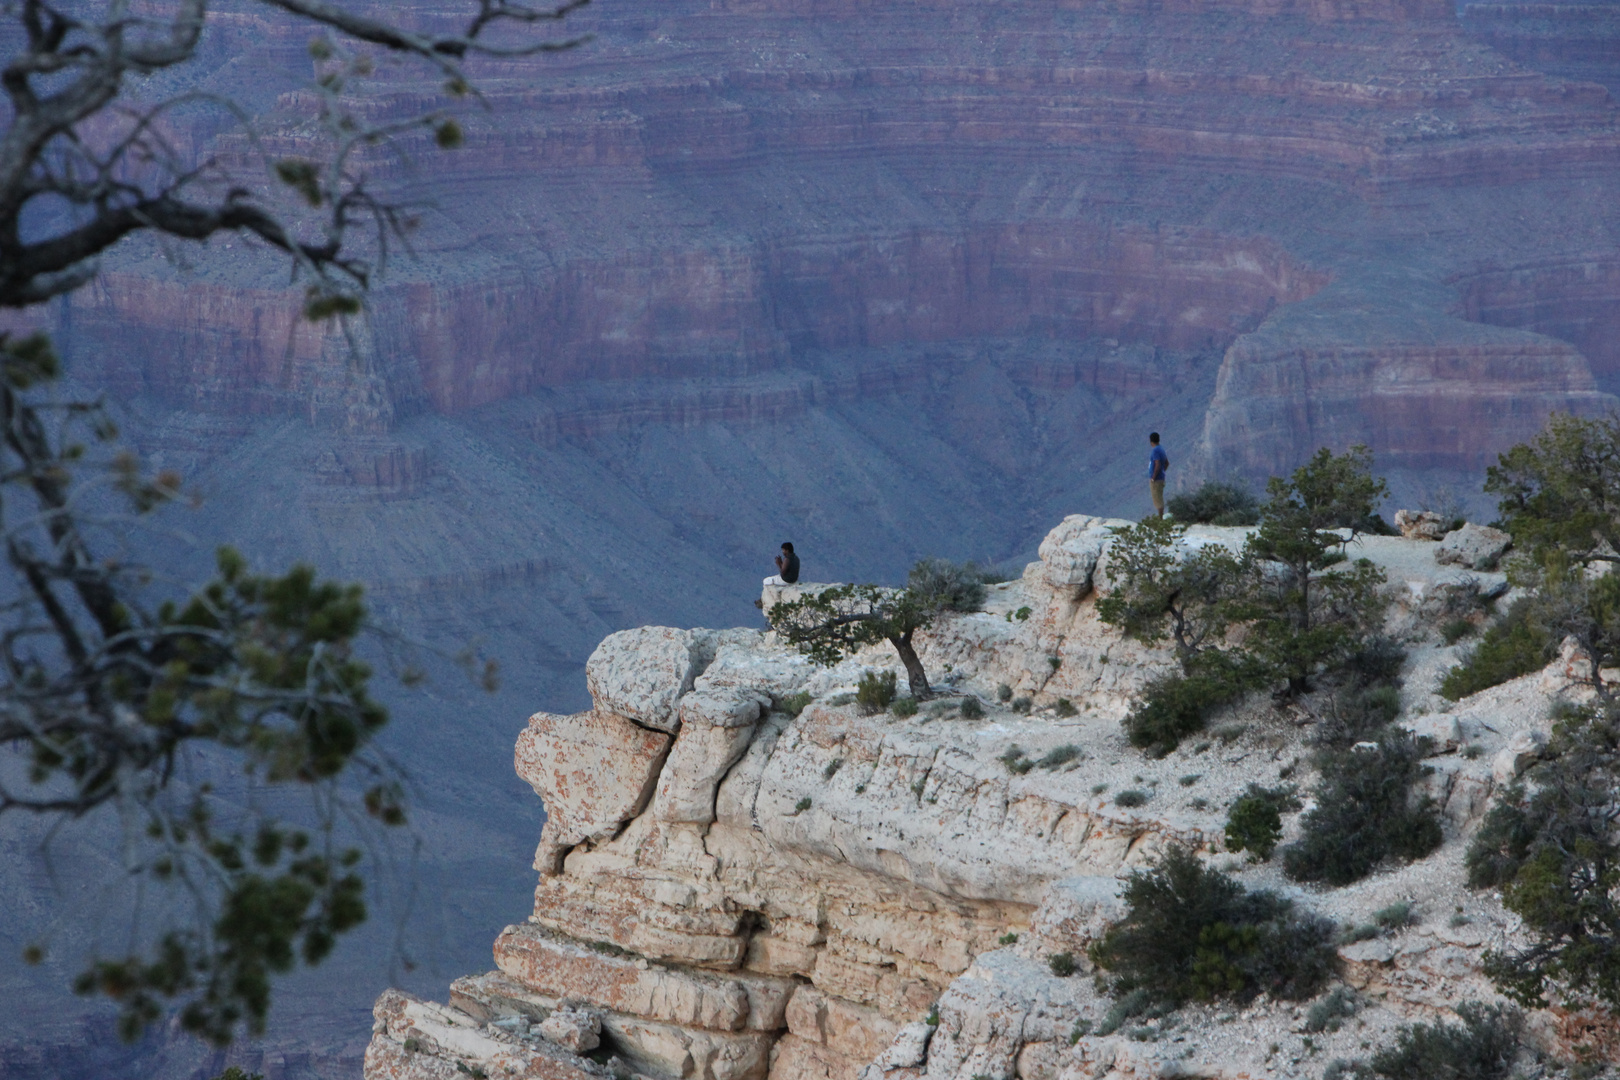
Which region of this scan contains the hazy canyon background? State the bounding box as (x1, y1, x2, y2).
(4, 0, 1620, 1075)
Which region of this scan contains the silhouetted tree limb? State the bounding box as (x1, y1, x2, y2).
(0, 0, 573, 1047)
(0, 0, 591, 311)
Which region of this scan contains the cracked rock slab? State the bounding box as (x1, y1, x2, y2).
(656, 688, 771, 825)
(495, 922, 764, 1032)
(516, 709, 671, 874)
(587, 626, 748, 732)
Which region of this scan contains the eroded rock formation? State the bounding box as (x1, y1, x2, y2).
(364, 513, 1613, 1080)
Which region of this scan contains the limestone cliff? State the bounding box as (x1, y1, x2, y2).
(362, 514, 1616, 1080)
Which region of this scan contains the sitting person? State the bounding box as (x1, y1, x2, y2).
(764, 542, 800, 585)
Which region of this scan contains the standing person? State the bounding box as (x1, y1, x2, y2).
(1148, 432, 1169, 518)
(765, 542, 800, 586)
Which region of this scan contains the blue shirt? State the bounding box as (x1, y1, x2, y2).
(1149, 445, 1169, 480)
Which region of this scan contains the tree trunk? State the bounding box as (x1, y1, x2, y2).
(888, 631, 931, 699)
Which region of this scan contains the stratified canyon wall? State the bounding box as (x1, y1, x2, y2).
(52, 0, 1620, 482)
(14, 0, 1620, 1075)
(362, 515, 1618, 1080)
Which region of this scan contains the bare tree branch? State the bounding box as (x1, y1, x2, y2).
(0, 0, 591, 311)
(0, 0, 587, 1042)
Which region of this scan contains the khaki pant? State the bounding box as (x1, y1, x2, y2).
(1150, 478, 1166, 516)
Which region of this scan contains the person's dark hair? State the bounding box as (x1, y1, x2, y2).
(1150, 432, 1161, 444)
(782, 542, 795, 553)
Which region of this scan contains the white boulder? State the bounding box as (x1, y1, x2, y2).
(1435, 523, 1511, 570)
(1401, 713, 1462, 754)
(539, 1009, 602, 1054)
(587, 627, 754, 732)
(1394, 509, 1448, 541)
(1492, 729, 1547, 784)
(695, 641, 817, 699)
(1037, 515, 1130, 592)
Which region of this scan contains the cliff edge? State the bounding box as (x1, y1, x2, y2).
(362, 514, 1614, 1080)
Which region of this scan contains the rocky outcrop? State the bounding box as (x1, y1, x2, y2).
(365, 512, 1611, 1080)
(1435, 522, 1513, 569)
(1394, 509, 1449, 540)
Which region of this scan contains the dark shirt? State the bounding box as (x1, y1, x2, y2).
(779, 552, 800, 583)
(1149, 445, 1169, 481)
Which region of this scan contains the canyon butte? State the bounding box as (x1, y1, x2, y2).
(7, 0, 1620, 1075)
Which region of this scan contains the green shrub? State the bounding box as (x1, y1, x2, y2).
(1373, 901, 1415, 930)
(999, 745, 1034, 775)
(1341, 636, 1407, 686)
(778, 690, 813, 717)
(1304, 986, 1360, 1033)
(1283, 733, 1443, 886)
(1225, 784, 1299, 861)
(856, 670, 897, 713)
(1089, 847, 1336, 1008)
(1125, 652, 1264, 756)
(1037, 744, 1082, 769)
(794, 797, 812, 813)
(1336, 922, 1379, 945)
(1465, 702, 1620, 1009)
(1168, 480, 1261, 526)
(1094, 988, 1159, 1036)
(822, 758, 843, 780)
(1055, 698, 1077, 717)
(997, 683, 1013, 702)
(1048, 952, 1077, 977)
(1010, 695, 1033, 714)
(907, 558, 990, 613)
(1333, 903, 1416, 946)
(1312, 639, 1407, 748)
(997, 932, 1018, 946)
(1439, 599, 1553, 701)
(1441, 618, 1475, 646)
(890, 696, 918, 717)
(1116, 789, 1149, 808)
(1345, 1003, 1522, 1080)
(1319, 683, 1397, 744)
(959, 696, 984, 719)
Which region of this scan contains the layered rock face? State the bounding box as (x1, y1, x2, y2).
(365, 514, 1612, 1080)
(1461, 0, 1620, 95)
(51, 0, 1620, 478)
